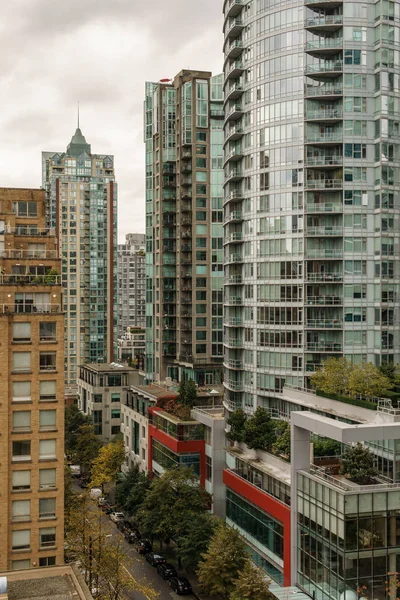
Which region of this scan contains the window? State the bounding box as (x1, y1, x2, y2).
(39, 410, 56, 431)
(12, 352, 31, 373)
(12, 381, 31, 402)
(111, 393, 120, 403)
(40, 322, 56, 341)
(12, 470, 30, 491)
(39, 439, 56, 460)
(111, 409, 121, 419)
(12, 499, 31, 522)
(111, 425, 120, 435)
(12, 530, 30, 550)
(39, 556, 56, 567)
(39, 352, 56, 371)
(93, 394, 103, 403)
(13, 323, 31, 342)
(206, 455, 212, 482)
(12, 440, 31, 462)
(196, 344, 207, 353)
(40, 380, 56, 401)
(39, 497, 56, 519)
(12, 411, 31, 433)
(12, 559, 31, 570)
(344, 143, 367, 159)
(39, 468, 56, 490)
(39, 527, 56, 548)
(12, 201, 37, 217)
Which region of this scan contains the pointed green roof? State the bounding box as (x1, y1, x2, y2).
(67, 127, 91, 157)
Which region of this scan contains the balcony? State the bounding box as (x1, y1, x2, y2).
(180, 177, 192, 187)
(224, 0, 244, 19)
(306, 132, 342, 144)
(305, 15, 343, 30)
(306, 226, 343, 236)
(226, 18, 244, 39)
(305, 155, 342, 167)
(305, 61, 343, 76)
(181, 230, 192, 239)
(306, 248, 343, 259)
(306, 295, 343, 305)
(226, 253, 243, 264)
(305, 85, 343, 98)
(224, 338, 243, 348)
(178, 353, 193, 363)
(181, 161, 192, 174)
(306, 108, 343, 122)
(225, 104, 244, 122)
(225, 168, 243, 184)
(226, 60, 245, 80)
(307, 272, 342, 282)
(224, 211, 243, 223)
(227, 275, 243, 284)
(224, 378, 244, 391)
(225, 316, 243, 326)
(306, 202, 342, 213)
(225, 232, 243, 244)
(224, 147, 244, 166)
(0, 249, 58, 260)
(307, 319, 343, 329)
(224, 124, 244, 144)
(305, 0, 343, 7)
(7, 303, 61, 314)
(305, 38, 343, 55)
(226, 295, 243, 305)
(305, 179, 343, 190)
(163, 176, 176, 188)
(224, 189, 244, 203)
(224, 358, 244, 369)
(306, 341, 343, 352)
(224, 82, 244, 103)
(0, 274, 61, 285)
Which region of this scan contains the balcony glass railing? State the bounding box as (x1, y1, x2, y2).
(306, 132, 343, 143)
(306, 86, 343, 97)
(305, 15, 343, 27)
(306, 226, 343, 235)
(306, 109, 343, 120)
(307, 249, 343, 258)
(306, 295, 343, 305)
(306, 39, 343, 51)
(306, 202, 343, 212)
(306, 179, 343, 189)
(305, 156, 343, 166)
(306, 61, 343, 73)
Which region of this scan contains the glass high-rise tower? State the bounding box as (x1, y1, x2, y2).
(144, 70, 224, 385)
(223, 0, 400, 411)
(42, 129, 117, 384)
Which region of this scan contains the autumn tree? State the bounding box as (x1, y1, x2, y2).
(197, 524, 247, 599)
(310, 357, 353, 396)
(227, 408, 247, 443)
(244, 407, 276, 451)
(230, 560, 272, 600)
(341, 442, 377, 484)
(347, 362, 392, 398)
(91, 437, 126, 489)
(74, 424, 102, 476)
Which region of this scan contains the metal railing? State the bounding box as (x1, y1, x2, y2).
(0, 249, 58, 259)
(306, 319, 343, 328)
(306, 249, 343, 259)
(225, 359, 244, 369)
(307, 272, 342, 282)
(306, 342, 343, 352)
(306, 62, 343, 74)
(306, 203, 343, 212)
(2, 303, 62, 314)
(305, 15, 343, 26)
(305, 156, 342, 166)
(306, 226, 343, 235)
(306, 295, 343, 304)
(306, 133, 343, 143)
(306, 109, 343, 120)
(306, 86, 343, 97)
(306, 39, 343, 50)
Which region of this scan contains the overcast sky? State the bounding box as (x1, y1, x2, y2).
(0, 0, 223, 241)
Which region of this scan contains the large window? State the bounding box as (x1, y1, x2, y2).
(12, 411, 31, 433)
(12, 559, 31, 570)
(39, 527, 56, 548)
(39, 322, 56, 341)
(12, 352, 31, 373)
(152, 440, 201, 476)
(132, 420, 139, 455)
(226, 490, 284, 562)
(12, 381, 31, 402)
(93, 410, 102, 435)
(39, 352, 56, 371)
(12, 500, 31, 522)
(39, 497, 56, 519)
(12, 530, 30, 550)
(12, 323, 31, 343)
(12, 201, 37, 217)
(39, 439, 56, 460)
(12, 470, 30, 491)
(40, 380, 56, 401)
(39, 468, 56, 490)
(12, 440, 31, 462)
(39, 410, 56, 431)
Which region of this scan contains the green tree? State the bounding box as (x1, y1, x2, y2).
(65, 404, 90, 456)
(197, 523, 247, 599)
(347, 362, 393, 398)
(244, 407, 276, 451)
(176, 512, 219, 572)
(341, 442, 377, 484)
(74, 424, 102, 476)
(178, 379, 198, 407)
(230, 560, 272, 600)
(310, 357, 353, 396)
(313, 438, 341, 457)
(227, 408, 247, 443)
(91, 438, 126, 489)
(137, 467, 210, 546)
(272, 422, 290, 457)
(116, 465, 151, 516)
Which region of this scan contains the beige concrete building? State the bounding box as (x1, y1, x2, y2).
(0, 188, 64, 571)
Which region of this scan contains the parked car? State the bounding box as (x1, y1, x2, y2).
(136, 540, 152, 555)
(104, 505, 117, 515)
(98, 497, 107, 506)
(145, 552, 166, 567)
(110, 512, 125, 523)
(157, 562, 177, 580)
(169, 577, 193, 595)
(89, 488, 102, 500)
(124, 530, 139, 544)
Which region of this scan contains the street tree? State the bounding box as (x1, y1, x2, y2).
(116, 465, 151, 516)
(176, 512, 219, 571)
(227, 408, 247, 443)
(197, 523, 247, 599)
(341, 442, 378, 484)
(74, 424, 102, 476)
(347, 362, 392, 398)
(310, 357, 353, 396)
(230, 560, 272, 600)
(137, 467, 210, 547)
(91, 437, 126, 489)
(244, 407, 276, 451)
(65, 404, 90, 456)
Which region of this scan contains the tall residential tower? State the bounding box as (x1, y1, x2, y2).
(222, 0, 400, 411)
(117, 233, 145, 334)
(145, 70, 224, 385)
(42, 128, 117, 384)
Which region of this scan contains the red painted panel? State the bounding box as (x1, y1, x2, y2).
(223, 469, 291, 586)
